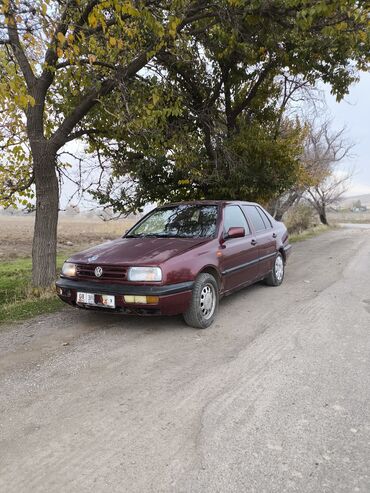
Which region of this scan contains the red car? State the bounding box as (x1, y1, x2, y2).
(56, 201, 291, 328)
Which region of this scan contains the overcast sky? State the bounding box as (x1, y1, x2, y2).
(323, 71, 370, 197)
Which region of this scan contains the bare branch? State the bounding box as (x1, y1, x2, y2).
(5, 6, 35, 88)
(65, 128, 99, 141)
(55, 58, 116, 70)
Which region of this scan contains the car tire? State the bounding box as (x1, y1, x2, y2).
(265, 252, 285, 286)
(183, 273, 219, 329)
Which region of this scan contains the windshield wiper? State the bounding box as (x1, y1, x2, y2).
(125, 233, 169, 238)
(126, 232, 204, 239)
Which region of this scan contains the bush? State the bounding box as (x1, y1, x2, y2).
(284, 203, 315, 234)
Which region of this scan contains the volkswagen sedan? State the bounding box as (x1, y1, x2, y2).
(56, 201, 291, 328)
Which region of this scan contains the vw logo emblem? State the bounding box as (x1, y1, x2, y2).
(94, 266, 103, 278)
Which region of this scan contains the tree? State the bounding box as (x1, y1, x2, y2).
(89, 1, 370, 214)
(304, 121, 354, 225)
(306, 172, 352, 225)
(353, 199, 362, 209)
(267, 76, 321, 221)
(268, 190, 302, 222)
(0, 0, 217, 286)
(1, 0, 369, 286)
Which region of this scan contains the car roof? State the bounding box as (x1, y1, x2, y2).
(159, 200, 260, 207)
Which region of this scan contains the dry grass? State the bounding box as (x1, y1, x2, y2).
(0, 214, 136, 261)
(289, 224, 335, 243)
(328, 210, 370, 224)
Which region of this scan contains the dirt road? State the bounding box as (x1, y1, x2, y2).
(1, 228, 370, 492)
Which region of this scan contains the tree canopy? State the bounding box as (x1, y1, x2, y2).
(0, 0, 369, 285)
(0, 0, 220, 205)
(86, 0, 370, 213)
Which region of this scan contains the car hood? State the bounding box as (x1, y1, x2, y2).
(67, 236, 210, 265)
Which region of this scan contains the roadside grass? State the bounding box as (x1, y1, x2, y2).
(289, 224, 335, 243)
(330, 218, 370, 224)
(0, 255, 67, 323)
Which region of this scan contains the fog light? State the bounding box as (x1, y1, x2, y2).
(57, 287, 71, 297)
(124, 295, 159, 304)
(147, 296, 159, 304)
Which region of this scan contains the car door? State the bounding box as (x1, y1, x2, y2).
(220, 205, 260, 292)
(242, 205, 277, 278)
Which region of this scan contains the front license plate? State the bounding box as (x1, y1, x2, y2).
(101, 295, 115, 308)
(77, 292, 95, 305)
(77, 292, 115, 308)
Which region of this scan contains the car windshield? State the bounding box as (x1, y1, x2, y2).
(126, 205, 219, 239)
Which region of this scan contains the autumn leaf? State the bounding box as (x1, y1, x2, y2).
(57, 32, 65, 44)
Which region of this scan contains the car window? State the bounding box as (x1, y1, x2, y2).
(257, 207, 273, 228)
(223, 205, 250, 235)
(126, 205, 218, 238)
(242, 205, 266, 232)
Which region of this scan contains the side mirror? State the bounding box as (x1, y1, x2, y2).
(226, 227, 245, 239)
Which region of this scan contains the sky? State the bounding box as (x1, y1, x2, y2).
(322, 72, 370, 197)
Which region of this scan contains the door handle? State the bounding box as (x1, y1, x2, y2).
(272, 232, 277, 238)
(251, 239, 257, 246)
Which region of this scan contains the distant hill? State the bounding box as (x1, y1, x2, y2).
(0, 206, 139, 220)
(340, 194, 370, 208)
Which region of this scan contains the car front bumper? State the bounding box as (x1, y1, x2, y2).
(55, 278, 194, 316)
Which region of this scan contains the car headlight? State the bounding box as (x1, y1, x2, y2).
(61, 262, 77, 277)
(127, 267, 162, 282)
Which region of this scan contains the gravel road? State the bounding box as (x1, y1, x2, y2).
(1, 227, 370, 493)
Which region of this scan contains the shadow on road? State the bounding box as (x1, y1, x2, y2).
(64, 280, 267, 335)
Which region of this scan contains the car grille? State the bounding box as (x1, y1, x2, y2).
(76, 264, 128, 281)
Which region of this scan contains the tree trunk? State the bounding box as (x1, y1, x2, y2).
(31, 148, 59, 287)
(267, 192, 300, 221)
(319, 206, 328, 225)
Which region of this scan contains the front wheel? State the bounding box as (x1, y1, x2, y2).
(265, 252, 285, 286)
(183, 273, 219, 329)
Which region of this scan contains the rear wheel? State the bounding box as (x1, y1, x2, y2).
(183, 273, 219, 329)
(265, 252, 285, 286)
